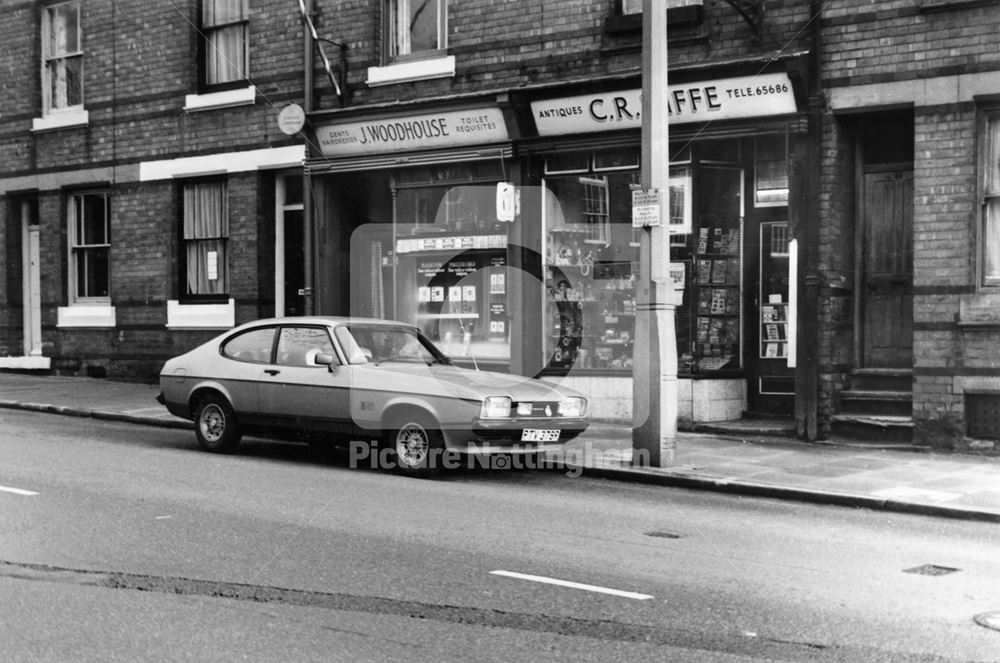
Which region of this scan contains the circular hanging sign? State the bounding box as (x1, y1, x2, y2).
(277, 103, 306, 135)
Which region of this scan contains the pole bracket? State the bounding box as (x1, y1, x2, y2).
(721, 0, 766, 39)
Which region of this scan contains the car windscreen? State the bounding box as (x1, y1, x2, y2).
(335, 324, 450, 366)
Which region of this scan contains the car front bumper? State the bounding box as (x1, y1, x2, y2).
(441, 417, 588, 452)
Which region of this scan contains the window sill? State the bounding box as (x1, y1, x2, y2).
(32, 109, 90, 133)
(184, 86, 256, 112)
(167, 299, 235, 329)
(958, 292, 1000, 327)
(366, 55, 456, 87)
(921, 0, 997, 13)
(57, 304, 116, 328)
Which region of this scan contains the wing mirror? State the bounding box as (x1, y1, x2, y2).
(313, 352, 337, 372)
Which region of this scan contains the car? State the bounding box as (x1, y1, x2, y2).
(157, 316, 589, 476)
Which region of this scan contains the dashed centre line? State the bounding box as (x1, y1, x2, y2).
(490, 570, 654, 600)
(0, 485, 38, 496)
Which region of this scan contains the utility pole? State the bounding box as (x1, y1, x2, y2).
(632, 0, 677, 467)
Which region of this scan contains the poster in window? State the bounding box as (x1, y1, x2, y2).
(668, 172, 692, 234)
(696, 259, 712, 283)
(206, 250, 218, 281)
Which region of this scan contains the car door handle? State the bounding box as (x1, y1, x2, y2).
(264, 369, 280, 376)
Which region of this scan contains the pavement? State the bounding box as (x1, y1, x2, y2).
(2, 371, 1000, 523)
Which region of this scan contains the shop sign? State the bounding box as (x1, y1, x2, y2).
(396, 234, 507, 254)
(631, 189, 662, 228)
(315, 107, 509, 157)
(531, 72, 797, 136)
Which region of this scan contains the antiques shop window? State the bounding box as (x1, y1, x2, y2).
(542, 148, 641, 372)
(68, 191, 109, 303)
(182, 181, 229, 298)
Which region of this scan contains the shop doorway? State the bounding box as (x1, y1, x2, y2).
(275, 174, 305, 317)
(859, 166, 913, 368)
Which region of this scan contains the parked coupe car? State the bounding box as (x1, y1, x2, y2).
(157, 316, 589, 475)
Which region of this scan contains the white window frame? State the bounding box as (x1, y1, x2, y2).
(41, 1, 84, 116)
(620, 0, 643, 14)
(68, 190, 111, 304)
(386, 0, 447, 61)
(182, 180, 230, 297)
(982, 109, 1000, 288)
(201, 0, 250, 89)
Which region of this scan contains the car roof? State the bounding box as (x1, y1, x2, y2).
(233, 316, 416, 330)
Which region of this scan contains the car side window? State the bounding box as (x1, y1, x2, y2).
(276, 326, 338, 367)
(221, 327, 276, 363)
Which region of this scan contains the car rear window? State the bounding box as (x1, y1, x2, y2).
(221, 327, 276, 363)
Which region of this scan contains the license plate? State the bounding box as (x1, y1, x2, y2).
(521, 429, 560, 442)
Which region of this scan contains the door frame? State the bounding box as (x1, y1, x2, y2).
(21, 204, 42, 356)
(274, 172, 304, 317)
(853, 161, 913, 368)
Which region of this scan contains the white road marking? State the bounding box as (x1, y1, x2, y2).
(0, 485, 38, 496)
(489, 570, 654, 600)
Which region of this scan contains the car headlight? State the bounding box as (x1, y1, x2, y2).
(480, 396, 512, 419)
(559, 397, 587, 418)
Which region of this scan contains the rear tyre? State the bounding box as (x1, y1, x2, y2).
(385, 414, 445, 478)
(194, 393, 241, 453)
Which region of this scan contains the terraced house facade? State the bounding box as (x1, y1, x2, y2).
(1, 0, 998, 450)
(816, 0, 1000, 450)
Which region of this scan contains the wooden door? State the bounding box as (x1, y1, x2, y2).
(861, 169, 913, 368)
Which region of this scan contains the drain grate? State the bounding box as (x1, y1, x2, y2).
(644, 531, 683, 539)
(903, 564, 959, 576)
(966, 393, 1000, 440)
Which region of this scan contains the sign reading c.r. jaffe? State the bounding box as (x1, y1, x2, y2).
(315, 107, 509, 157)
(531, 72, 797, 136)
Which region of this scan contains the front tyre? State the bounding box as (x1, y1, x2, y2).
(194, 393, 241, 453)
(386, 415, 445, 478)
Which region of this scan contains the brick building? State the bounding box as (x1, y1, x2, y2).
(0, 0, 306, 379)
(2, 1, 996, 448)
(816, 0, 1000, 450)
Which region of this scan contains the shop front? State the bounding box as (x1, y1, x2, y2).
(521, 71, 804, 421)
(306, 100, 525, 372)
(305, 71, 805, 423)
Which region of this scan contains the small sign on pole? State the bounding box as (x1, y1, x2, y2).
(632, 188, 662, 228)
(277, 103, 306, 136)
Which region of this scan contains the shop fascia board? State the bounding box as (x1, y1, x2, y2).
(828, 70, 1000, 111)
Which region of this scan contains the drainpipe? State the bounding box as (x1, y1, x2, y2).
(302, 0, 315, 315)
(796, 0, 823, 440)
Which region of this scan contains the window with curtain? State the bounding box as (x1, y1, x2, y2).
(183, 182, 229, 296)
(69, 191, 110, 302)
(386, 0, 445, 60)
(42, 1, 83, 113)
(984, 112, 1000, 287)
(201, 0, 249, 87)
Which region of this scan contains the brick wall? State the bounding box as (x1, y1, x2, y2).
(815, 112, 855, 436)
(0, 0, 818, 379)
(820, 1, 1000, 447)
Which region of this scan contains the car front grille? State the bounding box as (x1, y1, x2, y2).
(520, 401, 560, 418)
